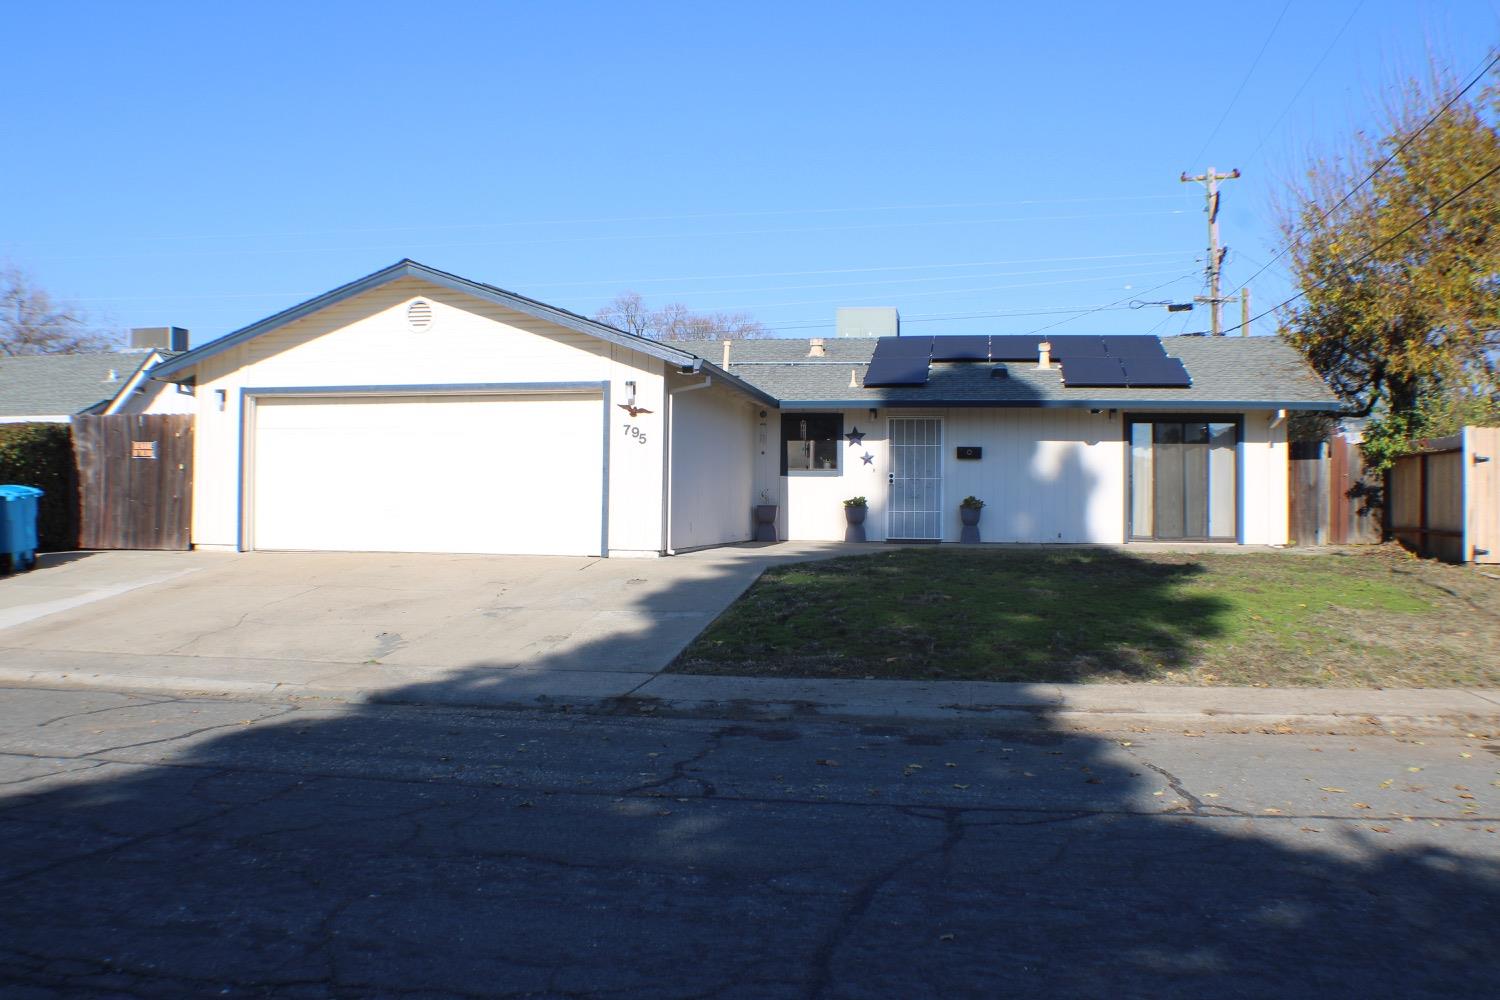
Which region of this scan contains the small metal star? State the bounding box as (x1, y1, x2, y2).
(845, 426, 865, 447)
(861, 452, 875, 465)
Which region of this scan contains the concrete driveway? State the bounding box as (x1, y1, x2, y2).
(0, 545, 841, 704)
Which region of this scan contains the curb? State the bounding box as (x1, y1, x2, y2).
(2, 667, 1495, 736)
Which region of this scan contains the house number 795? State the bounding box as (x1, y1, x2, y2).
(622, 424, 648, 444)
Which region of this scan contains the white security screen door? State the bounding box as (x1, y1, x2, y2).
(887, 417, 943, 540)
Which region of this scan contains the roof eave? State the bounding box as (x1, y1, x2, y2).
(148, 260, 708, 382)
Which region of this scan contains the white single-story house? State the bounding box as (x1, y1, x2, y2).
(0, 328, 194, 424)
(146, 260, 1340, 557)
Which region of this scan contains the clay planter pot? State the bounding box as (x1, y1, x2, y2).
(844, 504, 868, 543)
(959, 505, 982, 543)
(754, 504, 779, 542)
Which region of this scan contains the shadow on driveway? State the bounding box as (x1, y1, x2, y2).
(1, 545, 1497, 997)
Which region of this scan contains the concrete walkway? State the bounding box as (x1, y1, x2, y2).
(1, 547, 1496, 734)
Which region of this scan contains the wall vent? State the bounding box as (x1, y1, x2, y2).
(407, 299, 434, 331)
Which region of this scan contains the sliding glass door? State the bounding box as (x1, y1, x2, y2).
(1129, 418, 1238, 541)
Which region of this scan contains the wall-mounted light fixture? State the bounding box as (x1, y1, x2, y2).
(868, 408, 878, 420)
(214, 389, 227, 411)
(625, 380, 637, 408)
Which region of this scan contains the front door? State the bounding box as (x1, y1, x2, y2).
(887, 417, 943, 540)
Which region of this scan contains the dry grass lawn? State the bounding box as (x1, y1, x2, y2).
(672, 545, 1500, 687)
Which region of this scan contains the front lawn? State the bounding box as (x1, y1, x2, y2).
(672, 546, 1500, 687)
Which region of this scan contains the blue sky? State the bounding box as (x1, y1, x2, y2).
(2, 0, 1496, 347)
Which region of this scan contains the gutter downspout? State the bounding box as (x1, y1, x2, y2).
(661, 375, 714, 556)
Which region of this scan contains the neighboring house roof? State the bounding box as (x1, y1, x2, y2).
(148, 259, 777, 406)
(0, 351, 163, 419)
(672, 335, 1342, 411)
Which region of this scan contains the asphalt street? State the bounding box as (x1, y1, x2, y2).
(1, 685, 1497, 999)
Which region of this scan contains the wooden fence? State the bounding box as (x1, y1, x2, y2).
(72, 414, 194, 550)
(1388, 426, 1499, 564)
(1288, 433, 1382, 546)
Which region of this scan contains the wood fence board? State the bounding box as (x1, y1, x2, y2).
(72, 415, 193, 550)
(1469, 427, 1499, 564)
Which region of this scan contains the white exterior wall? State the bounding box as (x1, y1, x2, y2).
(666, 379, 757, 551)
(115, 378, 197, 415)
(1240, 409, 1289, 545)
(188, 277, 667, 556)
(777, 408, 1124, 543)
(777, 407, 1288, 545)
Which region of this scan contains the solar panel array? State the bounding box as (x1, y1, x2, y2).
(862, 335, 1191, 389)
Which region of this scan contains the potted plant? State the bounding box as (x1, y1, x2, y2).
(843, 496, 868, 543)
(753, 488, 779, 543)
(959, 495, 984, 543)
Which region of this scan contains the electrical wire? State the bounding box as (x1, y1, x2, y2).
(1189, 0, 1293, 166)
(1021, 273, 1201, 335)
(1240, 0, 1367, 168)
(19, 193, 1194, 247)
(1225, 47, 1500, 299)
(1223, 159, 1500, 335)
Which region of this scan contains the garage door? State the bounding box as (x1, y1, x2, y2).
(249, 392, 604, 555)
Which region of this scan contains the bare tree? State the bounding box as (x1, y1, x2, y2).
(0, 265, 116, 356)
(594, 291, 770, 341)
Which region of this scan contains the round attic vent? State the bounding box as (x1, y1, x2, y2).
(406, 299, 434, 331)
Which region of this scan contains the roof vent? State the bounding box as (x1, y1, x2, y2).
(407, 299, 434, 331)
(991, 364, 1008, 379)
(808, 337, 826, 358)
(104, 369, 119, 383)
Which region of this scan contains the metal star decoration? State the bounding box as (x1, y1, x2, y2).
(861, 452, 874, 465)
(845, 427, 865, 447)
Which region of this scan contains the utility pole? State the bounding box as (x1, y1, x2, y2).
(1180, 166, 1241, 335)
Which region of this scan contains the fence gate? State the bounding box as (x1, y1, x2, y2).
(72, 414, 193, 550)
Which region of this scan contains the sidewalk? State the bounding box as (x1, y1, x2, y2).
(1, 647, 1495, 735)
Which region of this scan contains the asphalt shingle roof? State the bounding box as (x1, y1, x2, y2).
(0, 352, 155, 418)
(666, 335, 1340, 410)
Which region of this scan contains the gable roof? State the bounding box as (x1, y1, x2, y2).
(0, 351, 161, 419)
(146, 259, 775, 404)
(670, 335, 1342, 410)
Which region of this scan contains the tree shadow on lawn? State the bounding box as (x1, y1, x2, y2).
(1, 556, 1497, 997)
(674, 546, 1235, 683)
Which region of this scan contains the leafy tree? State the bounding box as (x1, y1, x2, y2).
(594, 291, 769, 341)
(1276, 60, 1500, 467)
(1, 264, 116, 356)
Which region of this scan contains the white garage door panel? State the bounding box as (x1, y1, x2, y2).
(252, 393, 603, 555)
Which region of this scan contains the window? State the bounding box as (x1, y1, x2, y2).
(781, 413, 843, 473)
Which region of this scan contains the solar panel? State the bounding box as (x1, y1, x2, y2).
(876, 336, 933, 356)
(929, 335, 989, 361)
(864, 355, 931, 386)
(988, 335, 1043, 360)
(1122, 356, 1191, 387)
(1103, 336, 1168, 358)
(1059, 357, 1128, 387)
(1047, 336, 1108, 359)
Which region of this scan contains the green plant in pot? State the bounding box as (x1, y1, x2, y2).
(959, 495, 984, 543)
(843, 496, 868, 542)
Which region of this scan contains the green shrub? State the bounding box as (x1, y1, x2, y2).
(0, 423, 78, 551)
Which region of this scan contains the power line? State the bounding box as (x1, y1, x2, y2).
(33, 208, 1191, 264)
(17, 195, 1191, 248)
(1223, 158, 1500, 335)
(1241, 0, 1367, 168)
(1022, 273, 1201, 336)
(1226, 48, 1500, 299)
(1189, 0, 1293, 166)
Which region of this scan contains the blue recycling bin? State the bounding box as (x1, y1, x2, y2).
(0, 485, 44, 573)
